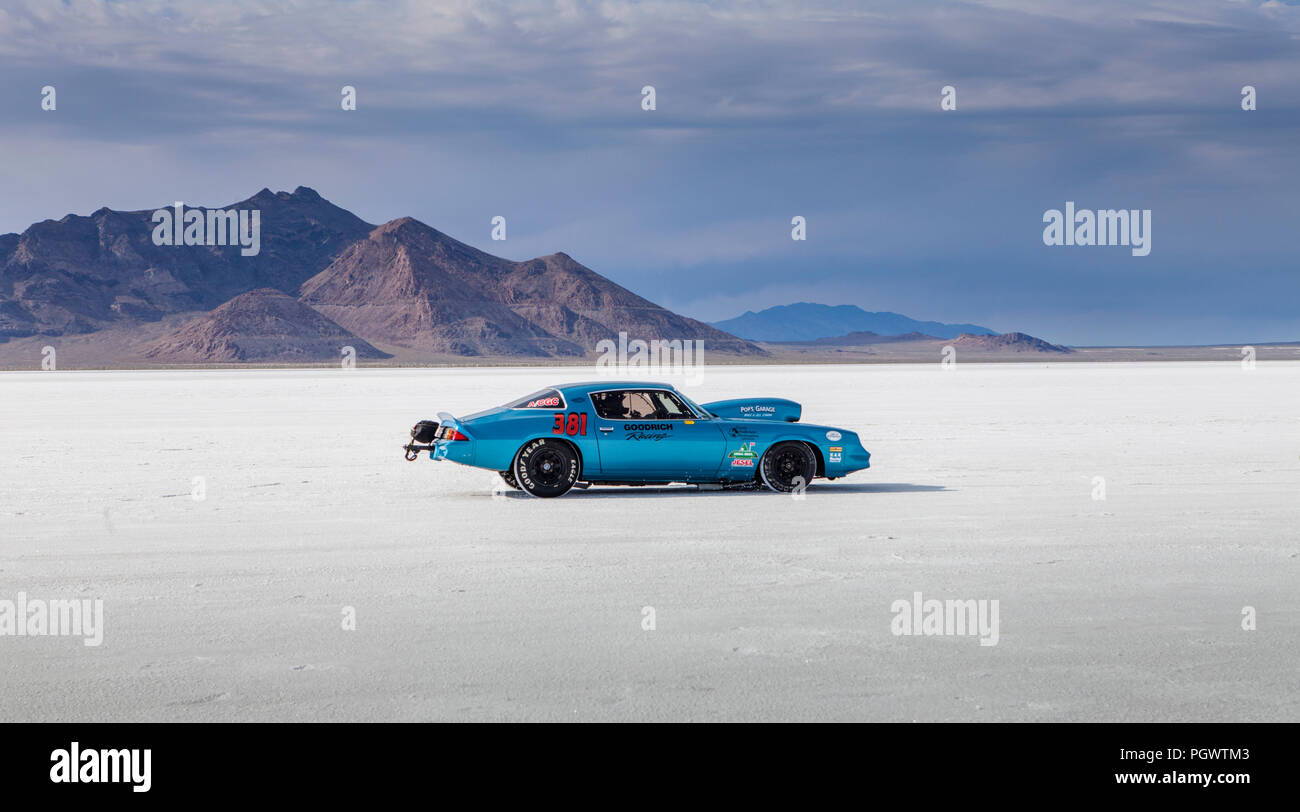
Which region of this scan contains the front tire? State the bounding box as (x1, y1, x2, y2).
(759, 441, 816, 493)
(513, 439, 579, 498)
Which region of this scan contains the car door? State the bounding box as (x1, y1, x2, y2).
(590, 389, 726, 478)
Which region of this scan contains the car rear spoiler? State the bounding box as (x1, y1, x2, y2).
(403, 412, 472, 460)
(437, 411, 464, 434)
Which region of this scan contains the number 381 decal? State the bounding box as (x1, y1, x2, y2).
(552, 412, 588, 436)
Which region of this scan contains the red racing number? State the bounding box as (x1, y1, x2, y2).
(552, 412, 587, 436)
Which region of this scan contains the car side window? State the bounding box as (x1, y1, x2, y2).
(504, 388, 565, 409)
(649, 390, 692, 419)
(590, 390, 693, 420)
(590, 391, 628, 420)
(625, 391, 656, 418)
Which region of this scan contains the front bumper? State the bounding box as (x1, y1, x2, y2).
(829, 442, 870, 475)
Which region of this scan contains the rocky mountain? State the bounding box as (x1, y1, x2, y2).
(144, 288, 390, 363)
(776, 327, 1066, 353)
(802, 330, 938, 345)
(0, 187, 763, 362)
(300, 217, 760, 358)
(0, 187, 373, 340)
(952, 332, 1071, 353)
(711, 302, 997, 342)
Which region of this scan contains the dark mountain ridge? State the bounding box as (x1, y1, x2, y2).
(1, 187, 763, 361)
(0, 186, 373, 339)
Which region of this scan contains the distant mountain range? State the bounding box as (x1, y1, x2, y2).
(0, 187, 761, 362)
(0, 187, 373, 337)
(799, 329, 1070, 353)
(711, 303, 997, 342)
(0, 188, 1067, 365)
(951, 332, 1070, 353)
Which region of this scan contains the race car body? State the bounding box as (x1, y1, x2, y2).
(402, 381, 870, 497)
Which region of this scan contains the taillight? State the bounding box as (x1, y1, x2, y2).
(447, 429, 469, 441)
(439, 427, 469, 441)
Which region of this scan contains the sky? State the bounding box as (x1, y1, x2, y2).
(2, 0, 1299, 345)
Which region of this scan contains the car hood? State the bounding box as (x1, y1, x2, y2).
(700, 398, 801, 423)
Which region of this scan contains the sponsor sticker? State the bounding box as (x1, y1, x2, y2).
(624, 422, 673, 441)
(825, 430, 842, 441)
(527, 397, 561, 407)
(731, 458, 755, 467)
(728, 442, 759, 459)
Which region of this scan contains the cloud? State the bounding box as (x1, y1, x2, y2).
(4, 0, 1300, 343)
(6, 1, 1298, 136)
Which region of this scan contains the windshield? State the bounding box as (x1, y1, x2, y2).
(675, 391, 712, 418)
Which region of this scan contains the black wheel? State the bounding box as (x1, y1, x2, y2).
(759, 441, 816, 493)
(498, 470, 521, 490)
(513, 438, 579, 498)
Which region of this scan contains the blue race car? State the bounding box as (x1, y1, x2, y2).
(402, 381, 870, 498)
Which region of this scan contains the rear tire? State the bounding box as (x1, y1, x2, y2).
(499, 470, 521, 490)
(513, 439, 579, 498)
(759, 441, 816, 493)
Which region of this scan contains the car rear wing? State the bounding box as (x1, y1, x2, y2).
(403, 412, 472, 460)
